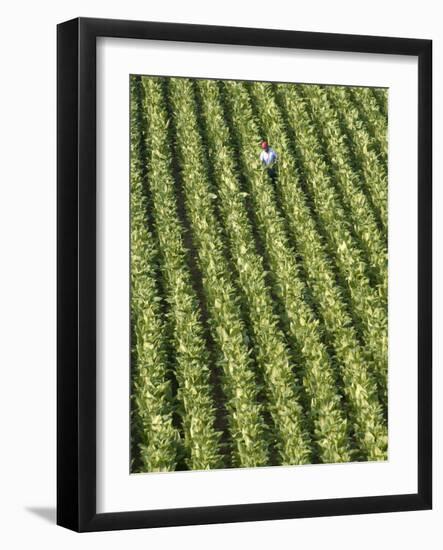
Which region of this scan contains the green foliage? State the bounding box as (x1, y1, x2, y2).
(372, 88, 389, 119)
(218, 80, 351, 464)
(197, 79, 314, 465)
(130, 76, 180, 472)
(168, 77, 270, 468)
(326, 86, 388, 239)
(246, 80, 387, 460)
(274, 83, 388, 405)
(141, 76, 223, 470)
(297, 84, 387, 303)
(130, 75, 389, 470)
(348, 87, 388, 165)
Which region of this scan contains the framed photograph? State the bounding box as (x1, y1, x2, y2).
(57, 17, 432, 532)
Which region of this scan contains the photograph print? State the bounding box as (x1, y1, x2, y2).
(130, 74, 388, 474)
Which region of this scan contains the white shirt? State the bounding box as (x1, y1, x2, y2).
(260, 148, 278, 166)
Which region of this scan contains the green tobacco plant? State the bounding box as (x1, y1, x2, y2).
(256, 82, 388, 408)
(326, 86, 388, 238)
(141, 76, 223, 470)
(130, 77, 180, 472)
(348, 87, 388, 166)
(372, 88, 389, 119)
(296, 84, 387, 303)
(168, 77, 270, 468)
(233, 80, 387, 460)
(197, 79, 317, 465)
(212, 80, 351, 464)
(129, 75, 389, 470)
(272, 85, 388, 402)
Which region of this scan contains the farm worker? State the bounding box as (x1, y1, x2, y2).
(259, 140, 278, 182)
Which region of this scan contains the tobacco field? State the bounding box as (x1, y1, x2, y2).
(130, 75, 388, 472)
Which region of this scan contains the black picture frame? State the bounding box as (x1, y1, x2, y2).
(57, 17, 432, 532)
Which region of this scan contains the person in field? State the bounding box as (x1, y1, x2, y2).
(259, 140, 278, 183)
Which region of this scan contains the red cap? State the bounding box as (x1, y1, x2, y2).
(261, 140, 268, 149)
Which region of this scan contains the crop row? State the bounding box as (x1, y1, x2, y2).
(131, 76, 389, 468)
(372, 87, 388, 118)
(296, 84, 387, 302)
(251, 83, 387, 410)
(196, 79, 312, 466)
(171, 77, 316, 465)
(264, 82, 387, 405)
(141, 76, 223, 470)
(325, 86, 388, 238)
(197, 79, 352, 464)
(166, 77, 272, 468)
(223, 80, 387, 460)
(348, 86, 388, 166)
(276, 85, 387, 352)
(130, 76, 180, 471)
